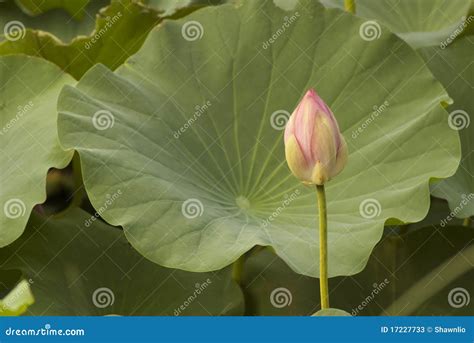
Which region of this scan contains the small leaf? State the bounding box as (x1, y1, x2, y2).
(0, 279, 34, 316)
(312, 308, 351, 316)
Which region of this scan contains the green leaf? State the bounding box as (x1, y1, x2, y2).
(320, 0, 472, 48)
(0, 279, 34, 316)
(0, 0, 107, 43)
(57, 0, 460, 277)
(312, 308, 351, 316)
(420, 37, 474, 219)
(0, 0, 164, 79)
(0, 208, 244, 315)
(0, 55, 75, 247)
(14, 0, 91, 19)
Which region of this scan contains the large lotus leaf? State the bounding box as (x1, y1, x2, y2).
(244, 226, 474, 315)
(0, 0, 106, 43)
(420, 37, 474, 218)
(0, 0, 164, 79)
(320, 0, 472, 48)
(0, 208, 243, 315)
(0, 279, 34, 316)
(57, 0, 460, 277)
(14, 0, 90, 19)
(0, 56, 75, 247)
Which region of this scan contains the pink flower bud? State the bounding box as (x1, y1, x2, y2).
(284, 89, 348, 185)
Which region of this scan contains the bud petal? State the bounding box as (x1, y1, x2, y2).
(284, 89, 348, 185)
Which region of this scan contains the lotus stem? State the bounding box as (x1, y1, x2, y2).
(344, 0, 356, 14)
(316, 184, 329, 309)
(463, 217, 471, 227)
(232, 254, 246, 286)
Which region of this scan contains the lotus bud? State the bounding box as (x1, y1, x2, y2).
(284, 89, 348, 185)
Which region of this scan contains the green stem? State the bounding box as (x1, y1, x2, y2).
(316, 184, 329, 309)
(344, 0, 356, 14)
(232, 254, 246, 286)
(463, 217, 471, 227)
